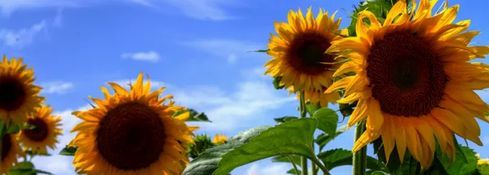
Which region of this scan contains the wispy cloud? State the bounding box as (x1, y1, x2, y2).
(173, 79, 294, 131)
(0, 0, 238, 21)
(121, 51, 161, 62)
(183, 39, 262, 64)
(0, 0, 83, 15)
(159, 0, 237, 21)
(0, 20, 47, 48)
(40, 81, 75, 95)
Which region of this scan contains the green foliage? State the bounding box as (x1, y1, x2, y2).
(183, 126, 270, 175)
(318, 149, 385, 171)
(174, 108, 211, 122)
(478, 161, 489, 175)
(274, 116, 298, 123)
(59, 145, 77, 156)
(348, 0, 396, 36)
(213, 119, 318, 175)
(188, 134, 216, 159)
(273, 76, 285, 90)
(255, 49, 269, 53)
(315, 125, 348, 151)
(312, 108, 338, 136)
(8, 161, 52, 175)
(436, 146, 479, 175)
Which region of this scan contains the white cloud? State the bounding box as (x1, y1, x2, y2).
(245, 163, 289, 175)
(53, 8, 64, 27)
(0, 0, 84, 15)
(121, 51, 161, 62)
(183, 39, 262, 64)
(173, 79, 294, 131)
(40, 81, 75, 95)
(0, 0, 238, 21)
(112, 78, 167, 90)
(0, 20, 47, 47)
(159, 0, 237, 21)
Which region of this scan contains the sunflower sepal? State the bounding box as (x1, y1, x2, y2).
(59, 145, 77, 156)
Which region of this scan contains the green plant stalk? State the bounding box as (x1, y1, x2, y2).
(299, 91, 308, 175)
(309, 150, 331, 175)
(353, 121, 367, 175)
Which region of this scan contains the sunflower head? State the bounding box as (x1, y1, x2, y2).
(327, 0, 489, 168)
(0, 134, 21, 174)
(212, 134, 228, 145)
(0, 56, 43, 125)
(18, 105, 62, 154)
(71, 73, 194, 175)
(266, 8, 345, 105)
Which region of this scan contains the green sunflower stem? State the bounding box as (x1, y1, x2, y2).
(353, 121, 367, 175)
(299, 91, 308, 175)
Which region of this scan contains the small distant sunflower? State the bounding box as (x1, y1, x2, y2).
(0, 56, 43, 125)
(327, 0, 489, 168)
(72, 73, 194, 175)
(18, 106, 62, 154)
(0, 134, 21, 174)
(212, 134, 228, 145)
(265, 8, 344, 105)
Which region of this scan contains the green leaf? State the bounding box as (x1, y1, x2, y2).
(186, 109, 211, 122)
(318, 149, 384, 171)
(8, 161, 37, 175)
(273, 76, 285, 90)
(437, 145, 478, 175)
(188, 134, 215, 159)
(255, 49, 269, 53)
(315, 125, 347, 151)
(305, 103, 320, 116)
(59, 145, 77, 156)
(348, 0, 396, 36)
(478, 161, 489, 175)
(213, 118, 318, 175)
(287, 168, 301, 175)
(6, 123, 20, 134)
(272, 154, 301, 165)
(312, 108, 339, 136)
(183, 126, 270, 175)
(273, 116, 298, 123)
(34, 169, 53, 175)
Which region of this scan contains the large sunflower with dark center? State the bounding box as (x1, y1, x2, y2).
(0, 134, 21, 174)
(71, 74, 194, 175)
(327, 0, 489, 168)
(0, 57, 43, 125)
(265, 8, 343, 106)
(97, 102, 165, 170)
(19, 106, 61, 154)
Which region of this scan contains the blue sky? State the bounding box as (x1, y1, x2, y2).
(1, 0, 488, 174)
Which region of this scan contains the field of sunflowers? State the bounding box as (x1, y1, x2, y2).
(0, 0, 489, 174)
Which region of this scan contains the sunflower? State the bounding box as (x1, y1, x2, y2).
(71, 73, 194, 175)
(326, 0, 489, 168)
(0, 56, 43, 125)
(265, 8, 344, 105)
(212, 134, 228, 145)
(18, 106, 62, 154)
(0, 134, 21, 174)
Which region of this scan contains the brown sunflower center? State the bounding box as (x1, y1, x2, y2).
(96, 102, 166, 170)
(366, 30, 447, 117)
(1, 134, 12, 161)
(286, 32, 334, 75)
(0, 76, 27, 111)
(24, 118, 49, 142)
